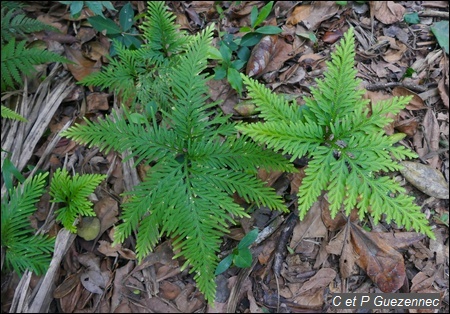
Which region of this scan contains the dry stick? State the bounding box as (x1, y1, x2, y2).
(419, 10, 449, 18)
(365, 82, 428, 93)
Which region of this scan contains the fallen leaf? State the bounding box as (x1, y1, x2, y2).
(320, 193, 358, 232)
(322, 29, 343, 44)
(286, 4, 311, 26)
(54, 272, 81, 299)
(246, 35, 278, 77)
(392, 87, 427, 110)
(290, 199, 327, 249)
(399, 161, 449, 199)
(94, 196, 119, 237)
(287, 2, 339, 30)
(80, 269, 105, 294)
(350, 223, 406, 293)
(159, 280, 182, 300)
(394, 118, 419, 137)
(370, 1, 406, 25)
(64, 45, 101, 81)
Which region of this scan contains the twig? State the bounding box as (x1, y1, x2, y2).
(419, 10, 449, 19)
(365, 82, 427, 93)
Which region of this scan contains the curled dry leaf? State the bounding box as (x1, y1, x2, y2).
(370, 1, 406, 25)
(400, 161, 449, 199)
(320, 193, 359, 232)
(322, 29, 343, 44)
(392, 86, 427, 110)
(246, 35, 278, 77)
(80, 270, 106, 294)
(350, 223, 406, 293)
(64, 45, 101, 81)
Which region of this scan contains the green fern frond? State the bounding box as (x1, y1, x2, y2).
(1, 104, 27, 122)
(50, 168, 106, 233)
(238, 27, 434, 239)
(142, 1, 189, 58)
(1, 38, 70, 91)
(1, 6, 57, 45)
(1, 172, 54, 276)
(79, 1, 189, 110)
(63, 19, 295, 303)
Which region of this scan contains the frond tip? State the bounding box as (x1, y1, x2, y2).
(1, 172, 55, 276)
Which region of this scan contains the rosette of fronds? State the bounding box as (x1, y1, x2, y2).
(237, 28, 434, 239)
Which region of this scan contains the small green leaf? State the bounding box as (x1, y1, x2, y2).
(255, 25, 283, 35)
(86, 1, 107, 18)
(240, 32, 264, 47)
(240, 26, 253, 33)
(215, 254, 233, 275)
(227, 67, 243, 94)
(404, 12, 420, 25)
(208, 46, 222, 60)
(100, 1, 116, 11)
(237, 46, 251, 62)
(219, 42, 232, 64)
(88, 16, 122, 35)
(119, 2, 134, 32)
(122, 34, 141, 49)
(214, 67, 227, 80)
(233, 247, 253, 268)
(69, 1, 84, 17)
(335, 1, 348, 6)
(254, 1, 274, 28)
(238, 228, 259, 250)
(129, 112, 147, 124)
(231, 59, 246, 71)
(402, 67, 415, 79)
(431, 20, 449, 54)
(2, 157, 26, 192)
(250, 5, 258, 28)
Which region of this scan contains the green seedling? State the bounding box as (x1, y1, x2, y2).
(215, 228, 259, 275)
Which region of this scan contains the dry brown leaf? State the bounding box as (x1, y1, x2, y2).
(94, 196, 119, 238)
(392, 87, 427, 110)
(53, 272, 81, 299)
(320, 194, 358, 232)
(399, 161, 449, 199)
(174, 283, 204, 312)
(290, 199, 327, 249)
(370, 1, 406, 25)
(322, 29, 343, 44)
(80, 269, 106, 294)
(287, 2, 339, 30)
(64, 45, 101, 81)
(394, 118, 419, 137)
(159, 280, 182, 300)
(286, 4, 311, 26)
(376, 232, 426, 250)
(350, 223, 406, 293)
(246, 35, 278, 77)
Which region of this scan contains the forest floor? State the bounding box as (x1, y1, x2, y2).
(1, 1, 449, 313)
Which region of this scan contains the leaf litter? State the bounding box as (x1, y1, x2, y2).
(1, 1, 449, 313)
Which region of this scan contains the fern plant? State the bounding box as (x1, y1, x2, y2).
(50, 168, 106, 233)
(237, 28, 435, 239)
(81, 1, 190, 111)
(1, 172, 54, 276)
(1, 5, 70, 91)
(62, 5, 294, 302)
